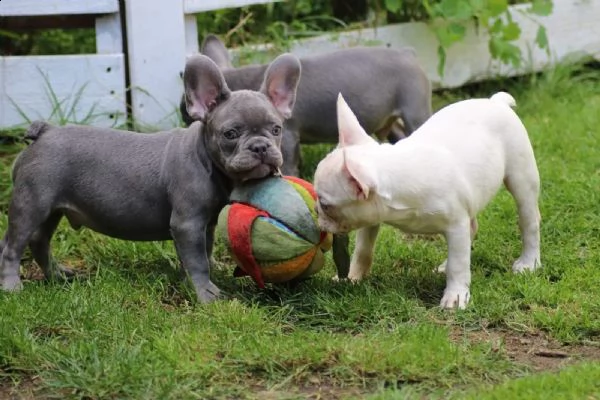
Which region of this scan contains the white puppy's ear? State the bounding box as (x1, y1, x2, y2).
(343, 151, 376, 200)
(337, 93, 378, 147)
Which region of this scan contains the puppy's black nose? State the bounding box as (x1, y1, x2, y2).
(249, 141, 271, 157)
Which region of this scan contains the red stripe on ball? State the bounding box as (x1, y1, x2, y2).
(227, 203, 269, 288)
(283, 176, 317, 200)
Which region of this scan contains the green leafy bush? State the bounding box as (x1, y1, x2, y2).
(381, 0, 554, 75)
(195, 0, 347, 48)
(1, 28, 95, 56)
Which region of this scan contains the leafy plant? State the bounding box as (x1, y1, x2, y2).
(382, 0, 554, 76)
(195, 0, 344, 48)
(1, 28, 95, 56)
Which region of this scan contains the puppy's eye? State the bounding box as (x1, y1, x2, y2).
(271, 125, 282, 136)
(319, 200, 331, 213)
(224, 129, 240, 140)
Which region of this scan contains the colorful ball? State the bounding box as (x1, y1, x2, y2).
(217, 176, 333, 287)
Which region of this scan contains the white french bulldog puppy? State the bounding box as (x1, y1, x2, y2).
(314, 92, 541, 309)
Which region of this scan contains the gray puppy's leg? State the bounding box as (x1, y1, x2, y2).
(28, 212, 75, 281)
(1, 194, 49, 291)
(170, 214, 221, 303)
(332, 234, 350, 279)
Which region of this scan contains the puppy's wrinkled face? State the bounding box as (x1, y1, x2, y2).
(205, 91, 284, 181)
(314, 150, 379, 234)
(183, 52, 300, 182)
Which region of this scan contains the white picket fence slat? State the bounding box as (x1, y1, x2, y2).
(0, 55, 126, 127)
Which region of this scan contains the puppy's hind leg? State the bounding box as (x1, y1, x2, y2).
(29, 212, 76, 281)
(347, 225, 380, 281)
(504, 171, 541, 273)
(1, 199, 50, 291)
(440, 218, 472, 309)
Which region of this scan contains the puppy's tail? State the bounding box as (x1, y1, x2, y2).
(490, 92, 516, 109)
(25, 120, 52, 141)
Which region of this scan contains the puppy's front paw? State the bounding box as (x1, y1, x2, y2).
(346, 272, 366, 283)
(346, 261, 369, 282)
(440, 287, 470, 309)
(512, 257, 541, 273)
(436, 259, 447, 274)
(1, 275, 23, 292)
(196, 281, 222, 303)
(46, 263, 78, 282)
(332, 274, 363, 284)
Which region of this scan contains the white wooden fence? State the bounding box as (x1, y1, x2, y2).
(1, 0, 599, 131)
(0, 0, 277, 130)
(0, 0, 126, 128)
(274, 0, 600, 90)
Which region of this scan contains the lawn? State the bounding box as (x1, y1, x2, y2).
(1, 64, 599, 399)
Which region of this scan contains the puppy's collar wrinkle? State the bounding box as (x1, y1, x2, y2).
(199, 123, 233, 195)
(159, 135, 175, 189)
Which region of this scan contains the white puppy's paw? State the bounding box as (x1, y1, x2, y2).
(436, 259, 447, 274)
(332, 275, 361, 283)
(440, 287, 470, 309)
(347, 272, 366, 282)
(512, 257, 541, 273)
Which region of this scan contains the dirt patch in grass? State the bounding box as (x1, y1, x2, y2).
(0, 375, 45, 400)
(451, 328, 600, 372)
(255, 385, 366, 400)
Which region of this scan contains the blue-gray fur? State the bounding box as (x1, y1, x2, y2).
(181, 35, 433, 176)
(0, 53, 301, 303)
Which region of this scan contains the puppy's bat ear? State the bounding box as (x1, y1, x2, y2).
(337, 93, 378, 148)
(260, 53, 301, 119)
(342, 150, 377, 200)
(201, 34, 233, 69)
(183, 54, 232, 122)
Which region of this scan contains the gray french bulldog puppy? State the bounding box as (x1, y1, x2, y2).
(181, 34, 432, 177)
(0, 53, 301, 303)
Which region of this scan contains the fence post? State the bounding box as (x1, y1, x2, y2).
(123, 0, 188, 130)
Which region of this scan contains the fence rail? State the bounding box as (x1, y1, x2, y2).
(0, 0, 118, 16)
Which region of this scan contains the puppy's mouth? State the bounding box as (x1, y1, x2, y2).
(239, 164, 280, 182)
(317, 216, 350, 234)
(227, 149, 283, 181)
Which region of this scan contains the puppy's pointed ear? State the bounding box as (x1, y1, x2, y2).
(337, 93, 378, 148)
(183, 55, 232, 122)
(260, 53, 301, 119)
(343, 150, 377, 200)
(201, 34, 233, 69)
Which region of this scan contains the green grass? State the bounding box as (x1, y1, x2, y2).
(1, 64, 600, 399)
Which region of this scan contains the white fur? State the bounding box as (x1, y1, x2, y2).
(314, 93, 541, 309)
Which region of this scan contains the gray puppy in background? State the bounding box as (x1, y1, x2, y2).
(182, 35, 433, 176)
(0, 53, 301, 303)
